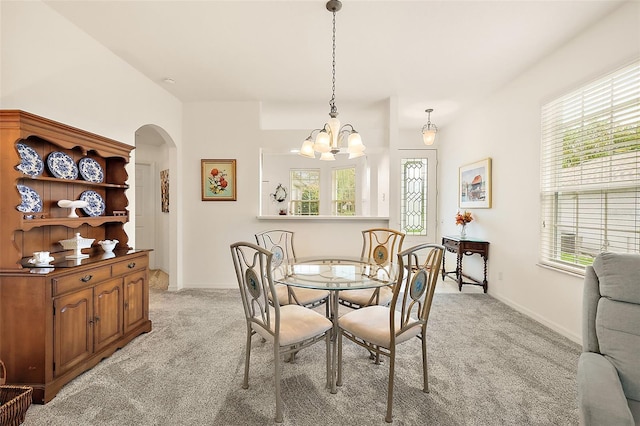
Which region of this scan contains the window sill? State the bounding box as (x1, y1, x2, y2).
(257, 215, 389, 221)
(536, 262, 585, 278)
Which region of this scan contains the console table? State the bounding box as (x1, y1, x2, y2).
(441, 236, 489, 293)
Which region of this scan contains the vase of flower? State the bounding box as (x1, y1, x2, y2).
(455, 210, 473, 239)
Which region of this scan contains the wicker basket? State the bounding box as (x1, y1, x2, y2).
(0, 360, 33, 426)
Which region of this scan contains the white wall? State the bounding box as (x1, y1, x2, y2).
(0, 0, 183, 287)
(437, 1, 640, 342)
(181, 102, 389, 288)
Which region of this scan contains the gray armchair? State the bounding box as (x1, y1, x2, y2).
(578, 252, 640, 425)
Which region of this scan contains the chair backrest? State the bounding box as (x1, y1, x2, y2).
(361, 228, 405, 266)
(255, 230, 296, 267)
(389, 243, 444, 341)
(583, 252, 640, 401)
(230, 242, 280, 339)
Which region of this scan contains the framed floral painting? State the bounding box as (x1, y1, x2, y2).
(201, 159, 237, 201)
(459, 158, 492, 208)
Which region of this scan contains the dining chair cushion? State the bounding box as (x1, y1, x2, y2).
(289, 287, 330, 306)
(339, 305, 421, 348)
(270, 284, 329, 307)
(254, 305, 332, 347)
(270, 283, 290, 304)
(338, 287, 393, 307)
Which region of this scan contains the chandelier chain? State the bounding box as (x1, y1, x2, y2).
(330, 10, 337, 115)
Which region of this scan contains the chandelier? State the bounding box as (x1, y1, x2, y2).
(422, 108, 438, 145)
(299, 0, 365, 161)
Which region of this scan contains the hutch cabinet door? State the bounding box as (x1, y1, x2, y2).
(93, 278, 124, 353)
(54, 288, 94, 377)
(124, 270, 147, 334)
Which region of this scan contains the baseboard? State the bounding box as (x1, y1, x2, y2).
(490, 293, 581, 345)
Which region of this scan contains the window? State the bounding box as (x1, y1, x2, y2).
(332, 166, 356, 216)
(540, 60, 640, 272)
(401, 158, 428, 236)
(290, 169, 320, 215)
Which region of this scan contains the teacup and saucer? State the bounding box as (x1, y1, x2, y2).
(29, 251, 54, 267)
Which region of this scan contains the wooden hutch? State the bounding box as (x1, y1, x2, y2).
(0, 110, 152, 403)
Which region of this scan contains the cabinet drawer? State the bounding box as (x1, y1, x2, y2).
(461, 242, 488, 253)
(53, 268, 112, 296)
(112, 256, 148, 276)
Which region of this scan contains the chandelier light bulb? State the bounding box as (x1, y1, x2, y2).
(320, 152, 336, 161)
(347, 132, 364, 152)
(299, 139, 316, 158)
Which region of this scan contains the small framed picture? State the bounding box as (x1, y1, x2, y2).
(459, 158, 492, 208)
(201, 159, 237, 201)
(160, 169, 169, 212)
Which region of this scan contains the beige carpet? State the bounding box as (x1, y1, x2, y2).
(22, 288, 581, 425)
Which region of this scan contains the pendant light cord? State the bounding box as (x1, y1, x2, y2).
(330, 10, 338, 116)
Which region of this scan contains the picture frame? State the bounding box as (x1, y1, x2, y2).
(459, 158, 492, 208)
(160, 169, 169, 212)
(201, 159, 237, 201)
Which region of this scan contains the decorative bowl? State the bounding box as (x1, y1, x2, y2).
(98, 239, 118, 253)
(59, 233, 94, 259)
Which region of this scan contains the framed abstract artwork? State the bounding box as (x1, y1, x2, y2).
(201, 159, 237, 201)
(459, 158, 492, 208)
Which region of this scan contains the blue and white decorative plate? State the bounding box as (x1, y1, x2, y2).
(47, 151, 78, 180)
(16, 185, 43, 213)
(78, 157, 104, 183)
(16, 143, 44, 177)
(79, 190, 105, 217)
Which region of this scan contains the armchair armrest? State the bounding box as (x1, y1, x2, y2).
(578, 352, 635, 426)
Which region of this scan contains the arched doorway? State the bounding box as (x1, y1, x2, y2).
(134, 124, 178, 290)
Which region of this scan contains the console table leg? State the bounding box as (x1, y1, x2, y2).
(482, 256, 488, 293)
(442, 255, 446, 281)
(456, 254, 463, 291)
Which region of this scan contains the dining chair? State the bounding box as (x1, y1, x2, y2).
(230, 242, 332, 424)
(338, 228, 405, 309)
(255, 229, 329, 316)
(336, 243, 444, 423)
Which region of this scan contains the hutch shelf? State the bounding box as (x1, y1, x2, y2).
(0, 110, 152, 403)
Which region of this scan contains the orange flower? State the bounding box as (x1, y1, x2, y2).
(455, 211, 473, 225)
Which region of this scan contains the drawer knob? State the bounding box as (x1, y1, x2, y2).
(127, 262, 136, 269)
(80, 275, 93, 282)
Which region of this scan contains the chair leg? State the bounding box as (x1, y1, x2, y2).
(385, 349, 396, 423)
(325, 332, 331, 389)
(421, 331, 429, 393)
(337, 331, 343, 387)
(243, 326, 252, 389)
(274, 347, 283, 423)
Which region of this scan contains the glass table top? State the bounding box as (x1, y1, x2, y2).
(272, 256, 399, 290)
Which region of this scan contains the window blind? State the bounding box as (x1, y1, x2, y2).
(540, 60, 640, 272)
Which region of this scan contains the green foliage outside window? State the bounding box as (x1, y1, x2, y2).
(333, 167, 356, 216)
(290, 169, 320, 215)
(562, 122, 640, 168)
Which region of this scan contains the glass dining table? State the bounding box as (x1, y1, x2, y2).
(272, 256, 400, 394)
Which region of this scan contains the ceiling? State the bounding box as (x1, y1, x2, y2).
(44, 0, 625, 130)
